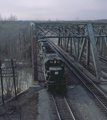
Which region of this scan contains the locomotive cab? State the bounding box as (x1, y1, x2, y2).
(44, 58, 67, 92)
(48, 66, 66, 83)
(40, 41, 67, 92)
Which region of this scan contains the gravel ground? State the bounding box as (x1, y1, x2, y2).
(1, 42, 107, 120)
(0, 91, 38, 120)
(1, 85, 106, 120)
(37, 84, 107, 120)
(36, 89, 52, 120)
(36, 42, 107, 120)
(99, 82, 107, 94)
(36, 50, 52, 120)
(67, 85, 107, 120)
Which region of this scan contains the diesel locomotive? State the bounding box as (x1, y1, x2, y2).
(38, 39, 67, 92)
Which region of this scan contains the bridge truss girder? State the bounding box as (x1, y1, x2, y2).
(31, 22, 107, 80)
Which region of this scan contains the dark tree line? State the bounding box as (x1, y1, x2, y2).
(0, 16, 31, 64)
(0, 16, 32, 104)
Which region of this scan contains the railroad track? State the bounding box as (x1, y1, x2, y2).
(48, 39, 107, 116)
(79, 54, 107, 79)
(99, 55, 107, 72)
(52, 94, 76, 120)
(99, 55, 107, 63)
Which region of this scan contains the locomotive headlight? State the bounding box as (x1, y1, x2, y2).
(55, 71, 58, 75)
(57, 60, 60, 63)
(49, 81, 55, 83)
(50, 61, 53, 63)
(54, 60, 56, 64)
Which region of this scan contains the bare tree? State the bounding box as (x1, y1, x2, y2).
(0, 15, 32, 102)
(0, 15, 31, 62)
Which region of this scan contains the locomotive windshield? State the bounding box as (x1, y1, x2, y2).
(49, 66, 63, 76)
(45, 59, 65, 72)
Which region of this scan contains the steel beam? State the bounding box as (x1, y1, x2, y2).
(100, 38, 103, 55)
(86, 39, 90, 66)
(30, 23, 38, 81)
(30, 25, 33, 67)
(77, 38, 79, 58)
(78, 38, 86, 61)
(31, 22, 107, 81)
(69, 38, 72, 55)
(87, 24, 102, 79)
(72, 38, 77, 59)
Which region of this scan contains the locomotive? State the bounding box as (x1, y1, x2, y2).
(38, 39, 67, 92)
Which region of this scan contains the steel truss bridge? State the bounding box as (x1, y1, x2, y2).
(30, 21, 107, 82)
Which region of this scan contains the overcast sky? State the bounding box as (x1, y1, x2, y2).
(0, 0, 107, 20)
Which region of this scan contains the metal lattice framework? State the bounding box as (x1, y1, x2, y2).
(30, 21, 107, 80)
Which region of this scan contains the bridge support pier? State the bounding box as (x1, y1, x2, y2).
(30, 23, 38, 81)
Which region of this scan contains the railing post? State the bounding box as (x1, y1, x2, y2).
(11, 59, 17, 99)
(0, 61, 4, 104)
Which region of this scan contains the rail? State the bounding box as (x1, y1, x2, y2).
(52, 94, 76, 120)
(48, 39, 107, 112)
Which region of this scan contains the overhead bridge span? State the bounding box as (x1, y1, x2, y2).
(30, 21, 107, 83)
